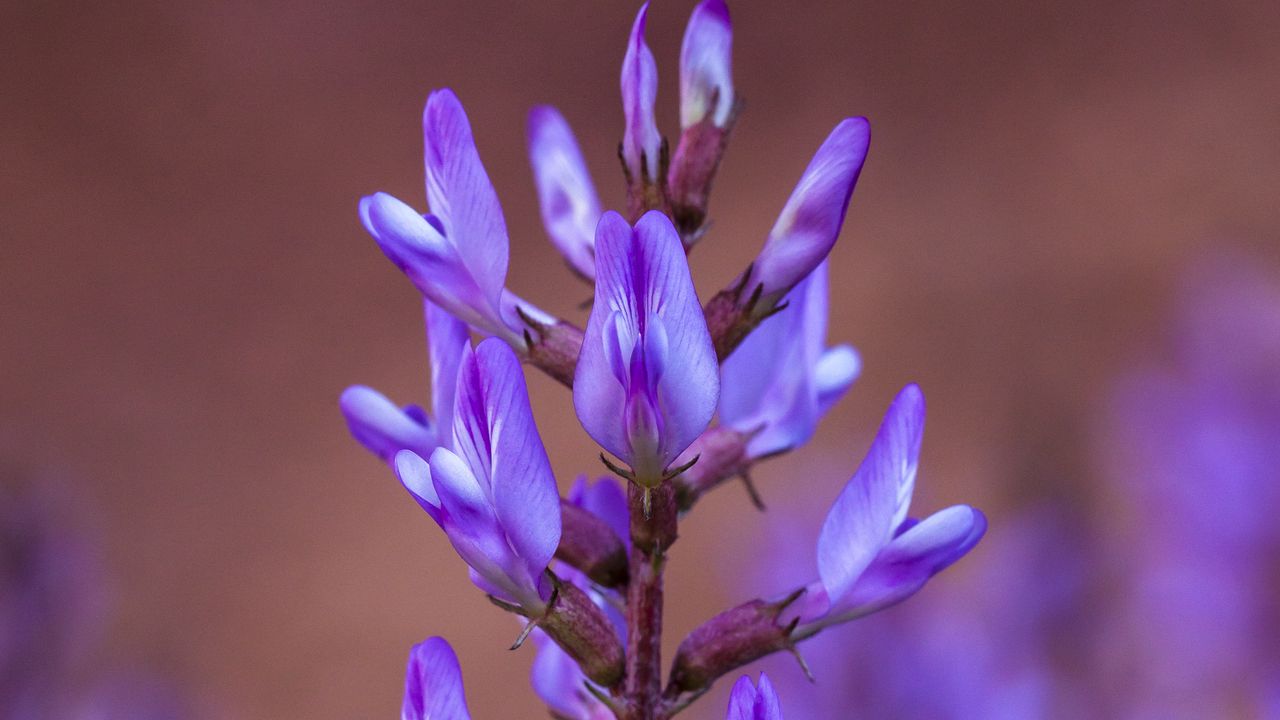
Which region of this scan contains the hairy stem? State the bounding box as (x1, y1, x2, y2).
(624, 481, 677, 719)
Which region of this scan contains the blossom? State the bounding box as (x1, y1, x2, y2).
(359, 90, 551, 348)
(402, 637, 472, 720)
(567, 476, 629, 552)
(743, 506, 1087, 719)
(749, 118, 871, 302)
(725, 673, 783, 720)
(395, 338, 561, 613)
(527, 106, 602, 280)
(719, 260, 860, 459)
(531, 631, 615, 720)
(680, 0, 733, 129)
(340, 301, 469, 462)
(789, 384, 986, 626)
(621, 4, 661, 181)
(574, 210, 718, 484)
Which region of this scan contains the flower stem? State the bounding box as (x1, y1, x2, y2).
(624, 480, 677, 719)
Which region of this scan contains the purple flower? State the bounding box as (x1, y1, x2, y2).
(567, 476, 630, 551)
(340, 301, 469, 462)
(574, 210, 718, 485)
(360, 90, 551, 348)
(725, 673, 783, 720)
(1101, 252, 1280, 716)
(750, 119, 871, 302)
(532, 480, 625, 720)
(680, 0, 733, 129)
(402, 637, 472, 720)
(789, 385, 985, 627)
(719, 261, 860, 459)
(395, 338, 561, 613)
(527, 106, 602, 280)
(744, 505, 1088, 719)
(530, 633, 614, 720)
(621, 4, 661, 182)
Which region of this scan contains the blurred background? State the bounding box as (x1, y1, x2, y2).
(2, 0, 1278, 717)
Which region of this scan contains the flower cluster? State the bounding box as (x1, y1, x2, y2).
(342, 2, 983, 717)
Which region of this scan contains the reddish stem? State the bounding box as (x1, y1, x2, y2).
(624, 481, 677, 719)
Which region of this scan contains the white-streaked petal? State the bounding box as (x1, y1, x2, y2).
(816, 384, 925, 603)
(680, 0, 733, 129)
(753, 118, 871, 298)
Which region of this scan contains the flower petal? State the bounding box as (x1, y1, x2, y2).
(340, 385, 437, 463)
(425, 301, 470, 450)
(753, 118, 871, 298)
(402, 636, 472, 720)
(725, 673, 784, 720)
(680, 0, 733, 129)
(575, 213, 636, 463)
(531, 633, 612, 720)
(360, 192, 495, 334)
(428, 446, 538, 605)
(814, 345, 861, 415)
(621, 4, 661, 180)
(575, 211, 718, 472)
(393, 449, 441, 521)
(720, 261, 853, 458)
(453, 339, 561, 589)
(569, 476, 630, 549)
(816, 384, 924, 603)
(827, 505, 987, 621)
(528, 105, 602, 279)
(422, 89, 509, 307)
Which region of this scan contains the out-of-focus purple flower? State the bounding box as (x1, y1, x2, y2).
(1103, 252, 1280, 717)
(719, 261, 860, 459)
(360, 90, 551, 348)
(574, 211, 718, 485)
(750, 119, 870, 302)
(402, 636, 472, 720)
(680, 0, 733, 130)
(72, 672, 194, 720)
(396, 339, 561, 613)
(725, 673, 783, 720)
(621, 4, 661, 182)
(789, 385, 985, 626)
(527, 106, 602, 280)
(340, 301, 469, 462)
(2, 477, 104, 720)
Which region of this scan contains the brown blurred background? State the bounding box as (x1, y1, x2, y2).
(2, 0, 1278, 717)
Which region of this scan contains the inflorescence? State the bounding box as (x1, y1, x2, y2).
(341, 3, 985, 718)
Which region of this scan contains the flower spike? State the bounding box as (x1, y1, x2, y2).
(402, 637, 472, 720)
(528, 105, 602, 280)
(574, 211, 718, 486)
